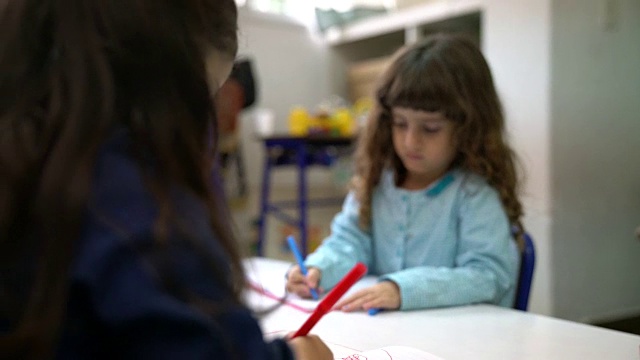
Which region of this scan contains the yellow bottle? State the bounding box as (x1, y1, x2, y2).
(333, 108, 355, 136)
(288, 107, 309, 136)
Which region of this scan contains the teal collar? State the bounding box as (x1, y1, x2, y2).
(425, 172, 455, 197)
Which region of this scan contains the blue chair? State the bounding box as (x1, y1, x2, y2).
(514, 232, 535, 311)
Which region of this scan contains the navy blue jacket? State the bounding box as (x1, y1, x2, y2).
(54, 132, 293, 359)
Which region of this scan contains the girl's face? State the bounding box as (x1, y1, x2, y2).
(391, 107, 457, 188)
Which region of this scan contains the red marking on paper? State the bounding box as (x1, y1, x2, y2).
(381, 349, 393, 359)
(247, 280, 313, 313)
(264, 330, 288, 337)
(340, 348, 393, 360)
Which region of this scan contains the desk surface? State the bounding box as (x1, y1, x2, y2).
(245, 257, 640, 360)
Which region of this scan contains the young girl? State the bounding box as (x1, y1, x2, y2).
(286, 34, 524, 312)
(0, 1, 331, 359)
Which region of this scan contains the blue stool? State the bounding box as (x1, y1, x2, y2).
(256, 135, 354, 257)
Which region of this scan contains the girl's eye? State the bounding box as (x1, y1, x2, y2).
(422, 124, 442, 133)
(392, 121, 408, 129)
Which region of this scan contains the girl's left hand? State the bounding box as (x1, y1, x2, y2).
(333, 280, 401, 312)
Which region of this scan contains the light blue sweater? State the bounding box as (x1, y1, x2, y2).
(304, 169, 519, 310)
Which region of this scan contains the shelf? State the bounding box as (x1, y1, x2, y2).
(325, 0, 482, 46)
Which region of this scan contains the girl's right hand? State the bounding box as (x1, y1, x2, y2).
(288, 335, 333, 360)
(285, 265, 322, 298)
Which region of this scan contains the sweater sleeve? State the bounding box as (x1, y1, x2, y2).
(379, 182, 518, 310)
(65, 224, 294, 360)
(304, 192, 373, 290)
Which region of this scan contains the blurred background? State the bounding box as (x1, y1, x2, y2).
(220, 0, 640, 335)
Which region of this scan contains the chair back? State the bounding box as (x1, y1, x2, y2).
(514, 232, 535, 311)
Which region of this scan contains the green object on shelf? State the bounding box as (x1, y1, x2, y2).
(315, 6, 388, 32)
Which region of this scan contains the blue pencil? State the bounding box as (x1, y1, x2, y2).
(286, 235, 319, 300)
(368, 308, 382, 316)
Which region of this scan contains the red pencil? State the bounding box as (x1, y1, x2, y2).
(290, 262, 367, 338)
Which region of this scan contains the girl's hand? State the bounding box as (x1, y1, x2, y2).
(285, 265, 322, 298)
(333, 280, 401, 312)
(287, 335, 333, 360)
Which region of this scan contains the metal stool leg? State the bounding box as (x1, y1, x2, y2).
(235, 145, 247, 197)
(257, 150, 272, 257)
(296, 142, 309, 256)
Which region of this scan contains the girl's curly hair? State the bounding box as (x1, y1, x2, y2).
(351, 33, 524, 245)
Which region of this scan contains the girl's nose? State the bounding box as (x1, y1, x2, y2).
(404, 127, 422, 149)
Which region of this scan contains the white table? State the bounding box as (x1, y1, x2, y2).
(244, 257, 640, 360)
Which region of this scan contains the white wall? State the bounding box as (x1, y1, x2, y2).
(550, 0, 640, 322)
(476, 0, 640, 323)
(236, 8, 337, 189)
(483, 0, 554, 316)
